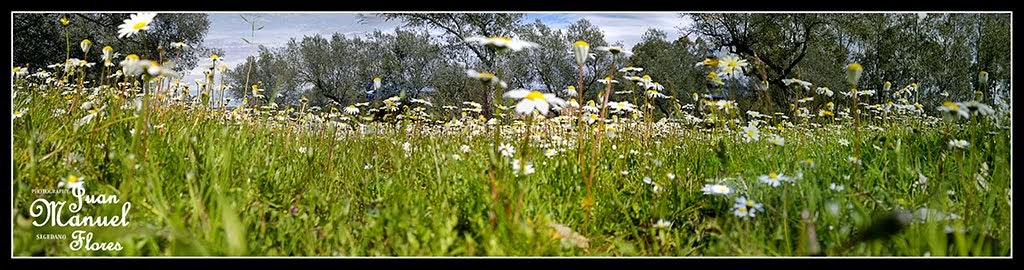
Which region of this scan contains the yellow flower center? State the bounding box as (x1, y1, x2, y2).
(746, 200, 755, 208)
(12, 67, 21, 72)
(703, 59, 718, 66)
(525, 91, 546, 101)
(126, 54, 140, 61)
(374, 77, 381, 82)
(642, 75, 651, 80)
(67, 175, 79, 183)
(847, 63, 863, 71)
(132, 21, 148, 31)
(568, 86, 575, 90)
(210, 54, 220, 60)
(479, 73, 494, 79)
(943, 101, 959, 111)
(573, 40, 589, 48)
(769, 172, 778, 179)
(727, 60, 738, 67)
(589, 114, 598, 120)
(707, 72, 718, 79)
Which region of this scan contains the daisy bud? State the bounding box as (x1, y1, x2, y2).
(979, 71, 989, 86)
(572, 40, 590, 66)
(80, 39, 92, 54)
(102, 46, 113, 63)
(846, 63, 863, 88)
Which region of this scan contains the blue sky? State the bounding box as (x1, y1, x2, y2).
(189, 12, 691, 82)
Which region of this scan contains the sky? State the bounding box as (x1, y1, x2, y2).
(187, 12, 692, 85)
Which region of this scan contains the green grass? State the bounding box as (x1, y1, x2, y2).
(11, 78, 1012, 256)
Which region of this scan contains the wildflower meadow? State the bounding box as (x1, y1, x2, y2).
(11, 12, 1012, 257)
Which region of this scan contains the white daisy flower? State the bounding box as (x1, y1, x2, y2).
(733, 196, 764, 219)
(544, 149, 558, 158)
(829, 183, 845, 192)
(948, 139, 970, 149)
(503, 89, 566, 116)
(498, 143, 516, 158)
(782, 78, 813, 91)
(741, 123, 760, 143)
(717, 54, 748, 78)
(758, 172, 790, 187)
(653, 219, 672, 229)
(344, 105, 359, 115)
(607, 101, 636, 113)
(563, 85, 578, 97)
(511, 159, 535, 175)
(117, 12, 158, 38)
(170, 42, 189, 50)
(57, 175, 85, 190)
(766, 134, 785, 146)
(13, 108, 27, 120)
(594, 46, 633, 56)
(464, 36, 538, 51)
(597, 77, 619, 85)
(466, 69, 508, 88)
(701, 184, 732, 195)
(816, 87, 833, 97)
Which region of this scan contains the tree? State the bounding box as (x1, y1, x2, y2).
(227, 29, 449, 109)
(13, 13, 211, 73)
(565, 18, 623, 102)
(629, 29, 708, 117)
(381, 13, 525, 71)
(381, 13, 527, 117)
(515, 20, 575, 94)
(224, 46, 300, 105)
(687, 13, 827, 111)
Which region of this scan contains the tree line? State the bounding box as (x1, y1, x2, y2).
(14, 13, 1008, 119)
(228, 13, 1009, 119)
